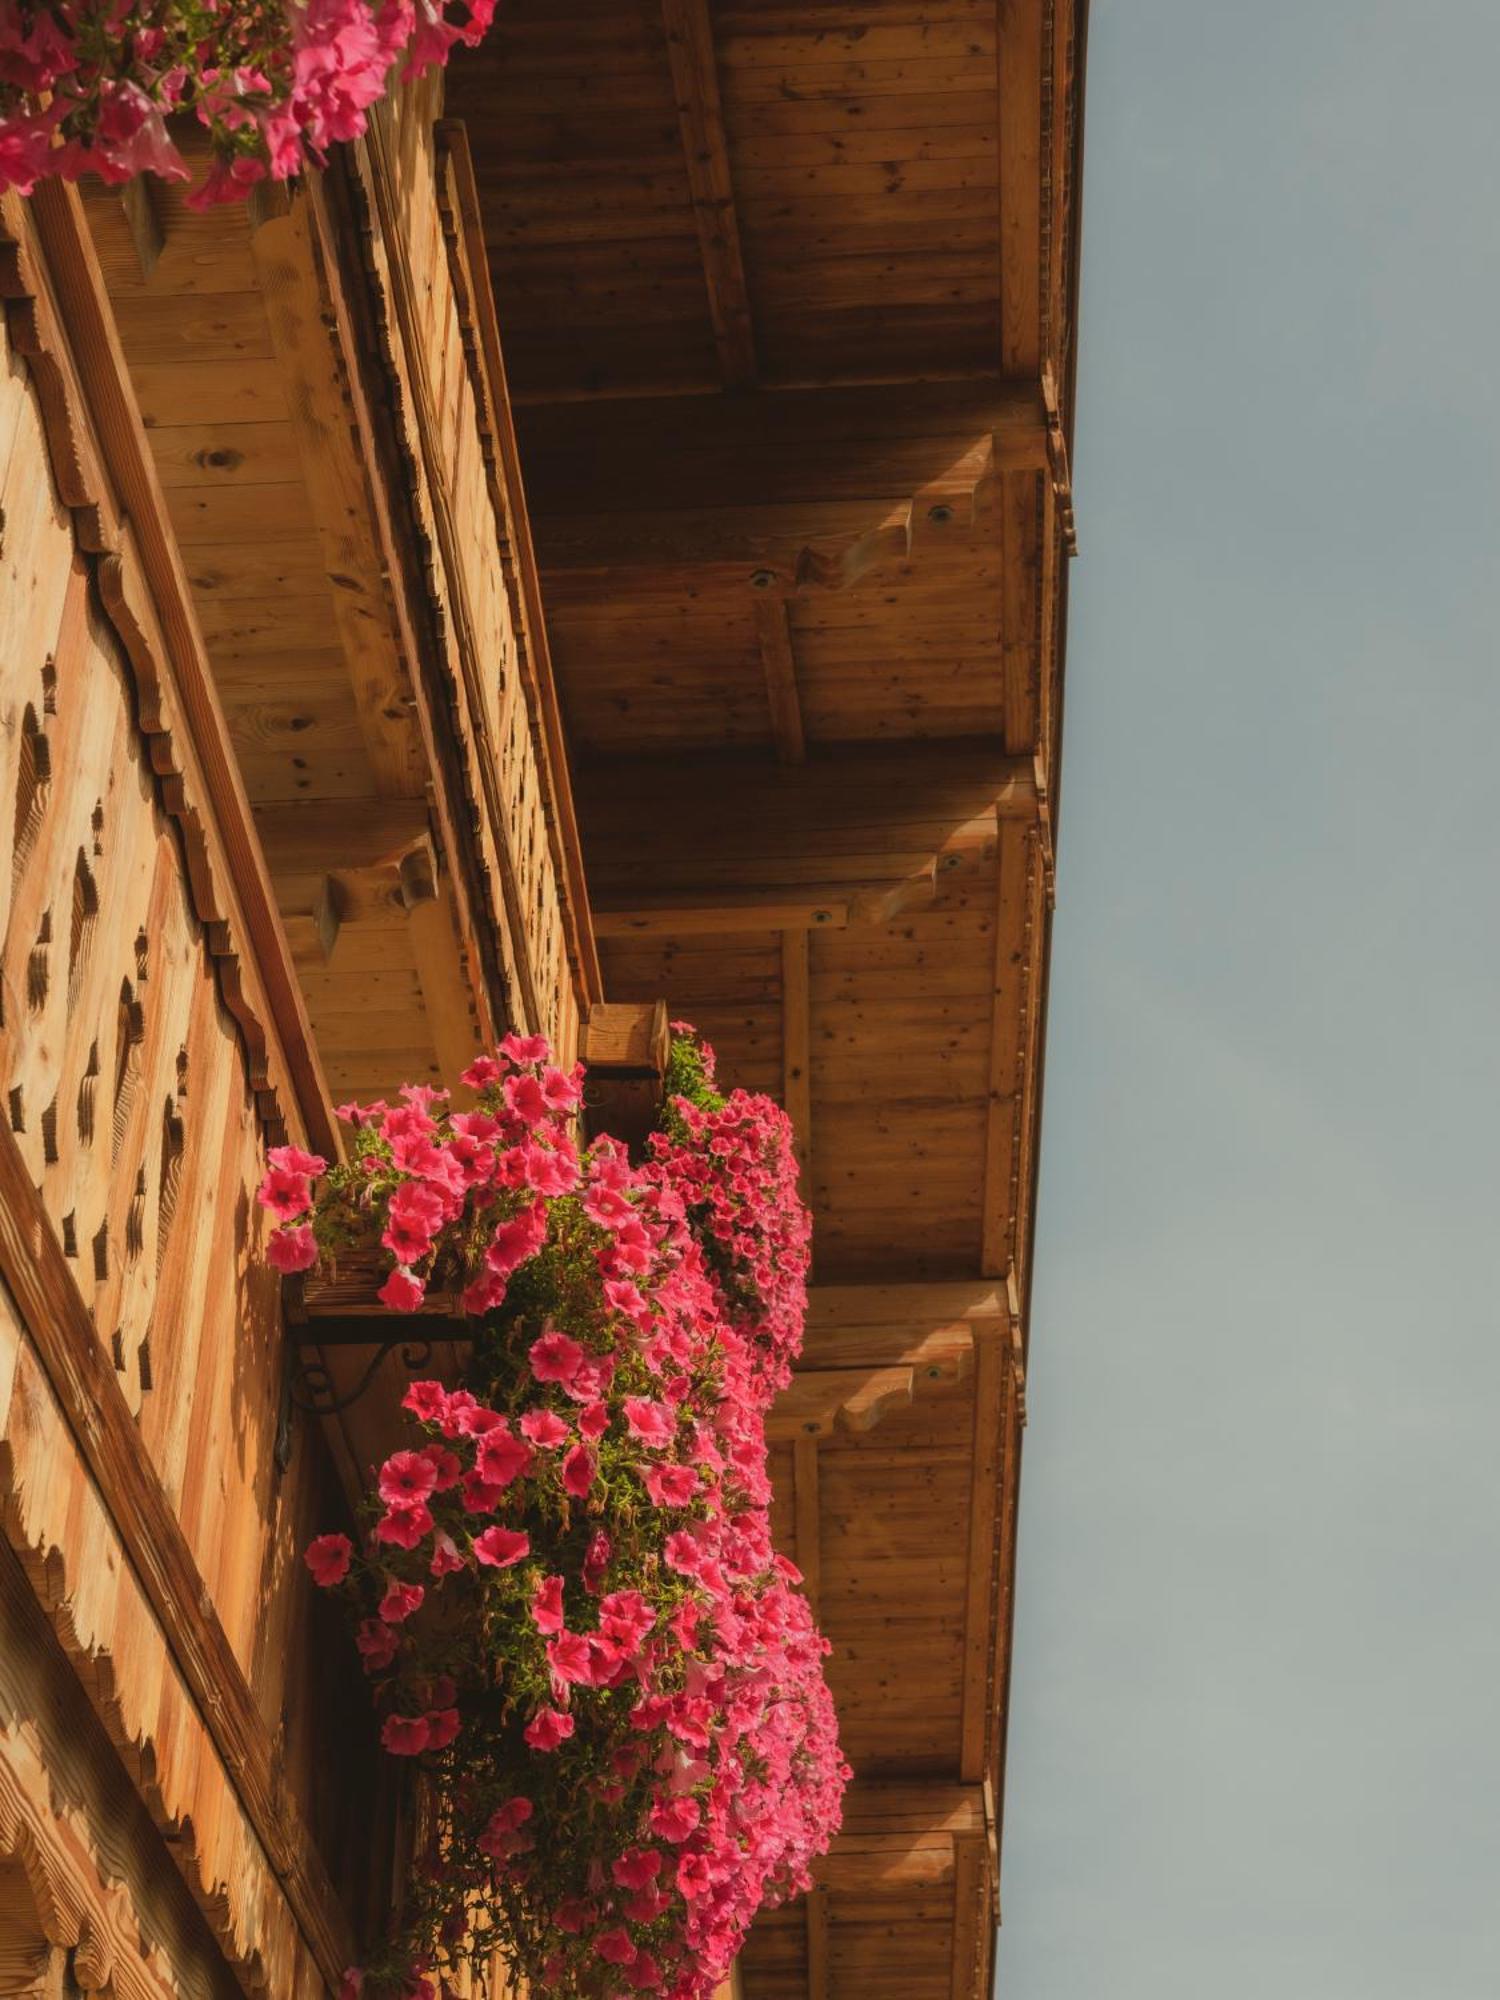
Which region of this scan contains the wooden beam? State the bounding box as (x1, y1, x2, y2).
(517, 379, 1049, 512)
(768, 1365, 915, 1442)
(808, 1281, 1006, 1335)
(998, 0, 1043, 374)
(828, 1323, 974, 1388)
(533, 495, 913, 593)
(582, 748, 1039, 935)
(781, 929, 811, 1178)
(755, 595, 805, 763)
(660, 0, 757, 387)
(595, 896, 849, 939)
(0, 1122, 352, 1984)
(253, 798, 431, 876)
(818, 1784, 987, 1891)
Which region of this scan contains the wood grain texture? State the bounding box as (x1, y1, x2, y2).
(660, 0, 758, 385)
(0, 1126, 351, 1988)
(5, 185, 336, 1160)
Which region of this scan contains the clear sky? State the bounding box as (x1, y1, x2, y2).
(998, 3, 1500, 1995)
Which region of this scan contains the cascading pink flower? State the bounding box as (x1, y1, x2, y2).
(277, 1029, 841, 2000)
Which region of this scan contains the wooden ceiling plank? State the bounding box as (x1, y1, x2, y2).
(805, 1880, 830, 2000)
(661, 0, 758, 385)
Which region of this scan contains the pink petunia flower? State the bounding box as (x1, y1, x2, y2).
(623, 1397, 675, 1448)
(475, 1428, 533, 1489)
(402, 1380, 448, 1423)
(545, 1631, 592, 1687)
(531, 1573, 565, 1634)
(372, 1503, 432, 1550)
(355, 1619, 398, 1671)
(380, 1713, 430, 1756)
(642, 1463, 699, 1507)
(523, 1706, 575, 1751)
(267, 1224, 318, 1273)
(611, 1846, 663, 1891)
(378, 1579, 425, 1623)
(472, 1526, 530, 1568)
(529, 1330, 584, 1383)
(676, 1851, 713, 1899)
(378, 1449, 439, 1510)
(378, 1266, 426, 1311)
(429, 1532, 465, 1577)
(424, 1707, 461, 1750)
(519, 1407, 570, 1449)
(304, 1532, 352, 1587)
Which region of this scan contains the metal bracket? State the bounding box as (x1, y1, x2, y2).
(273, 1313, 459, 1472)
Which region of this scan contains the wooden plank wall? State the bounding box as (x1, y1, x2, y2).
(0, 201, 368, 1996)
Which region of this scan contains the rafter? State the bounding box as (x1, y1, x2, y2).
(581, 748, 1039, 947)
(517, 377, 1050, 590)
(660, 0, 757, 387)
(767, 1365, 915, 1443)
(755, 595, 805, 762)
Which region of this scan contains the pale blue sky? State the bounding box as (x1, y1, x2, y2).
(1000, 4, 1500, 1995)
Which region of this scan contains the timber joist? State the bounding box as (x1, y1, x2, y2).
(518, 377, 1050, 594)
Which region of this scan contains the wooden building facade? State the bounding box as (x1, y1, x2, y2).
(0, 2, 1085, 1996)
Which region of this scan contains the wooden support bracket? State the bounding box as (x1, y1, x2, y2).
(580, 1000, 671, 1155)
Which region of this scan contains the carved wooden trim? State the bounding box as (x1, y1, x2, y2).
(0, 185, 337, 1161)
(433, 118, 602, 1010)
(292, 157, 517, 1044)
(0, 1120, 352, 1988)
(0, 1683, 208, 2000)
